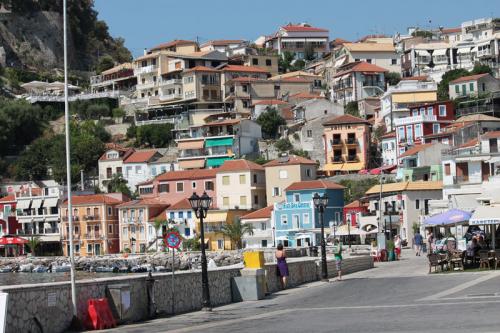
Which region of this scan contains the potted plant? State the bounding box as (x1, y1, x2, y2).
(123, 248, 131, 258)
(386, 239, 395, 261)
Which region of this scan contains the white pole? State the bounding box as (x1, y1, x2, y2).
(63, 0, 78, 319)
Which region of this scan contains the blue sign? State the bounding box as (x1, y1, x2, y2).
(278, 202, 311, 210)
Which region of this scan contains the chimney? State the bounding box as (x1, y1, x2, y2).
(144, 48, 147, 55)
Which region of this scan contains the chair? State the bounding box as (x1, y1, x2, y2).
(494, 250, 500, 269)
(479, 250, 490, 269)
(428, 253, 443, 273)
(449, 252, 464, 271)
(370, 248, 381, 262)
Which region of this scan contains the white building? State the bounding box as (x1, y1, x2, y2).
(123, 150, 164, 192)
(380, 132, 397, 166)
(98, 147, 135, 192)
(241, 205, 274, 248)
(449, 73, 500, 100)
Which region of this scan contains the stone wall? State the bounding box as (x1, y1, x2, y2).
(0, 256, 373, 333)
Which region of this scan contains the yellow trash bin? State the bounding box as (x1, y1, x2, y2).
(243, 251, 265, 269)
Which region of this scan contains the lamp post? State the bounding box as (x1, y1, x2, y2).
(313, 193, 329, 281)
(272, 226, 276, 247)
(347, 214, 352, 249)
(189, 191, 212, 311)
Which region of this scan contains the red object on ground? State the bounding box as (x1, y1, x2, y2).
(86, 298, 117, 330)
(0, 236, 28, 245)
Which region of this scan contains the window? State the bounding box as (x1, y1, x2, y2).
(178, 211, 184, 219)
(306, 168, 312, 178)
(273, 187, 281, 197)
(281, 215, 288, 225)
(354, 58, 360, 62)
(294, 193, 300, 202)
(253, 174, 258, 184)
(455, 85, 460, 93)
(122, 227, 128, 237)
(108, 207, 112, 216)
(406, 125, 413, 142)
(239, 174, 246, 184)
(252, 58, 259, 65)
(415, 199, 420, 210)
(419, 107, 425, 115)
(303, 213, 309, 225)
(261, 240, 268, 247)
(108, 224, 113, 234)
(184, 228, 190, 237)
(135, 166, 142, 174)
(444, 163, 451, 176)
(192, 181, 196, 189)
(412, 109, 418, 117)
(151, 167, 157, 176)
(254, 195, 258, 205)
(205, 181, 214, 191)
(187, 211, 192, 219)
(366, 59, 372, 64)
(222, 176, 230, 185)
(306, 130, 313, 138)
(391, 58, 397, 65)
(223, 197, 230, 207)
(240, 196, 247, 206)
(106, 167, 112, 179)
(469, 83, 474, 92)
(159, 183, 169, 193)
(398, 126, 405, 140)
(292, 215, 300, 229)
(439, 105, 446, 117)
(139, 187, 153, 195)
(279, 170, 288, 179)
(433, 124, 440, 134)
(427, 107, 433, 116)
(176, 182, 184, 192)
(149, 226, 154, 236)
(217, 239, 224, 249)
(415, 124, 422, 138)
(87, 244, 92, 254)
(482, 83, 486, 91)
(170, 212, 175, 219)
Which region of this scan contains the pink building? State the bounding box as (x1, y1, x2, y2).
(137, 169, 217, 206)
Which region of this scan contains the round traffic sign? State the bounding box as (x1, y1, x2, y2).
(164, 231, 182, 249)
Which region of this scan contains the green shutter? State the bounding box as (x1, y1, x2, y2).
(469, 82, 474, 91)
(206, 156, 233, 167)
(455, 85, 459, 93)
(205, 137, 234, 147)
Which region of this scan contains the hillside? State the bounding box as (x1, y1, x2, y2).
(0, 0, 132, 73)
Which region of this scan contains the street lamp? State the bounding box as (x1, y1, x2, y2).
(347, 214, 352, 249)
(189, 191, 212, 311)
(272, 226, 276, 247)
(313, 193, 329, 281)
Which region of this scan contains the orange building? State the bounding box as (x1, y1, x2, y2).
(322, 114, 371, 175)
(61, 193, 128, 256)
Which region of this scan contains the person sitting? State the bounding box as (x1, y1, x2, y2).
(477, 235, 488, 250)
(466, 238, 479, 265)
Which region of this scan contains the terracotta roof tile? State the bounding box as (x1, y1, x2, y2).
(344, 200, 365, 208)
(365, 181, 442, 195)
(116, 197, 170, 208)
(483, 131, 500, 139)
(263, 155, 317, 167)
(281, 24, 328, 33)
(334, 61, 388, 78)
(343, 43, 395, 52)
(280, 77, 313, 83)
(222, 65, 270, 74)
(241, 205, 273, 220)
(290, 92, 322, 99)
(450, 73, 490, 84)
(184, 66, 220, 73)
(168, 198, 192, 210)
(380, 132, 396, 139)
(402, 75, 429, 81)
(62, 194, 125, 206)
(441, 27, 462, 34)
(124, 150, 159, 164)
(399, 143, 434, 158)
(218, 159, 264, 172)
(457, 138, 478, 149)
(0, 195, 15, 203)
(285, 180, 345, 191)
(150, 39, 197, 51)
(252, 99, 288, 106)
(323, 114, 370, 126)
(201, 39, 245, 47)
(203, 118, 240, 127)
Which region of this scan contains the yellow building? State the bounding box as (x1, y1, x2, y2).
(195, 209, 248, 250)
(322, 114, 371, 175)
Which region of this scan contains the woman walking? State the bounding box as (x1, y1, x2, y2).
(275, 244, 289, 289)
(333, 239, 343, 281)
(394, 235, 402, 260)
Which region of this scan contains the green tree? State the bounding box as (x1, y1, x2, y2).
(134, 123, 174, 148)
(470, 63, 493, 75)
(153, 218, 167, 251)
(292, 59, 305, 71)
(304, 43, 315, 61)
(256, 108, 285, 139)
(27, 236, 41, 256)
(275, 138, 293, 152)
(278, 51, 296, 73)
(290, 149, 310, 159)
(338, 178, 380, 203)
(437, 68, 470, 100)
(107, 174, 132, 197)
(112, 107, 126, 119)
(183, 235, 201, 251)
(345, 101, 360, 117)
(411, 30, 434, 38)
(385, 72, 401, 86)
(221, 220, 254, 250)
(97, 55, 115, 74)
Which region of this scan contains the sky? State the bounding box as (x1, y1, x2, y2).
(94, 0, 499, 57)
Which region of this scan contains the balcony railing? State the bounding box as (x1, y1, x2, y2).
(346, 155, 359, 162)
(159, 79, 182, 87)
(394, 114, 437, 126)
(134, 65, 158, 75)
(62, 216, 79, 222)
(453, 175, 469, 184)
(456, 104, 495, 117)
(331, 138, 342, 146)
(346, 137, 357, 145)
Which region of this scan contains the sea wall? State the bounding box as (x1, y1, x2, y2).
(0, 256, 373, 333)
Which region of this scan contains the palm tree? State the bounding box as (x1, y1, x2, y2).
(27, 236, 41, 256)
(221, 220, 254, 250)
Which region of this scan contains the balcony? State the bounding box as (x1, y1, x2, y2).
(394, 114, 437, 126)
(345, 137, 357, 146)
(456, 104, 495, 117)
(134, 65, 158, 75)
(331, 156, 343, 163)
(84, 215, 100, 221)
(453, 175, 470, 185)
(138, 82, 157, 90)
(346, 155, 359, 162)
(159, 93, 183, 101)
(159, 79, 182, 87)
(62, 216, 80, 222)
(62, 233, 81, 240)
(83, 233, 102, 240)
(330, 138, 342, 146)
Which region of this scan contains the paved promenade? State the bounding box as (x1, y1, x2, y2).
(97, 249, 500, 333)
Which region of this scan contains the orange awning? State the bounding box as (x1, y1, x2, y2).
(177, 140, 205, 150)
(179, 159, 205, 169)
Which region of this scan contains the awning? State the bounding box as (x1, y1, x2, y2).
(31, 198, 42, 209)
(455, 156, 489, 162)
(42, 197, 59, 208)
(414, 50, 429, 56)
(275, 236, 289, 241)
(16, 200, 31, 210)
(205, 137, 234, 147)
(177, 140, 204, 150)
(449, 194, 479, 211)
(0, 236, 29, 245)
(334, 56, 347, 68)
(470, 206, 500, 225)
(335, 224, 363, 236)
(206, 156, 232, 167)
(432, 49, 447, 56)
(457, 48, 471, 54)
(424, 209, 471, 226)
(179, 159, 205, 169)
